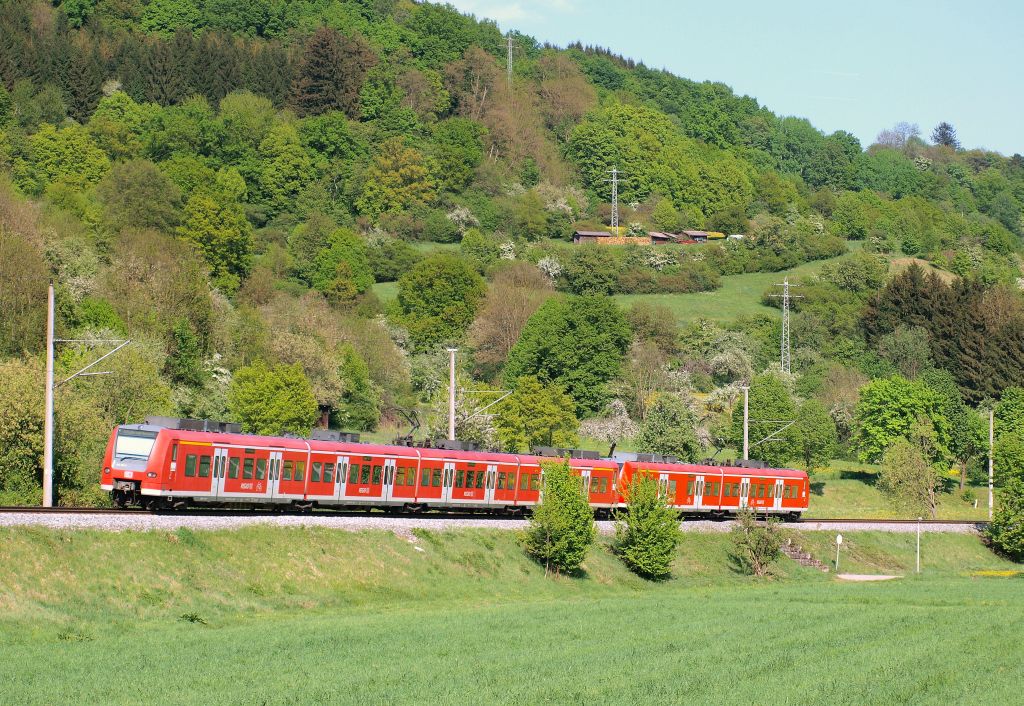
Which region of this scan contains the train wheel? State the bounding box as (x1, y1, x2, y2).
(112, 492, 128, 509)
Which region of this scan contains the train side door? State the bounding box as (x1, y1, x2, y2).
(739, 478, 751, 509)
(580, 469, 592, 499)
(694, 475, 705, 510)
(211, 447, 228, 498)
(773, 479, 784, 512)
(266, 451, 282, 500)
(484, 464, 498, 504)
(382, 458, 397, 502)
(335, 455, 349, 501)
(441, 462, 456, 503)
(658, 473, 670, 504)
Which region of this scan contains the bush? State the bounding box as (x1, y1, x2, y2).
(985, 478, 1024, 561)
(730, 508, 785, 576)
(521, 460, 596, 575)
(613, 473, 682, 579)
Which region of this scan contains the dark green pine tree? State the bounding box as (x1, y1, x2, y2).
(64, 43, 104, 122)
(289, 27, 376, 118)
(113, 34, 148, 103)
(143, 37, 187, 105)
(246, 41, 291, 107)
(931, 122, 960, 150)
(168, 28, 198, 98)
(194, 31, 243, 103)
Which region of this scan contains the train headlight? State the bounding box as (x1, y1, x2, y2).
(147, 472, 157, 478)
(104, 467, 111, 474)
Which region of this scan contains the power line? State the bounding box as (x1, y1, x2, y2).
(506, 34, 515, 91)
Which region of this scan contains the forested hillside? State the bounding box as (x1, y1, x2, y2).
(3, 0, 1024, 506)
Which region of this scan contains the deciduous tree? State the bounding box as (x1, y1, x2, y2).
(228, 361, 317, 436)
(395, 254, 485, 351)
(635, 394, 701, 461)
(494, 375, 578, 452)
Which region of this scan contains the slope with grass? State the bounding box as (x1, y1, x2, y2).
(1, 526, 1019, 704)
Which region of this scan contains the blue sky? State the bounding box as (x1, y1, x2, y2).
(447, 0, 1021, 155)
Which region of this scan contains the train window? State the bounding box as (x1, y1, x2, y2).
(311, 462, 321, 483)
(686, 481, 694, 496)
(455, 470, 464, 488)
(324, 463, 335, 484)
(475, 471, 484, 489)
(198, 456, 211, 478)
(408, 468, 417, 486)
(497, 473, 505, 490)
(359, 465, 370, 484)
(243, 458, 254, 480)
(185, 455, 197, 477)
(256, 459, 266, 481)
(420, 468, 429, 487)
(348, 464, 358, 484)
(171, 445, 178, 462)
(530, 475, 541, 491)
(395, 467, 405, 486)
(432, 469, 442, 487)
(758, 485, 765, 498)
(668, 480, 676, 496)
(767, 484, 774, 498)
(227, 457, 239, 479)
(520, 474, 529, 491)
(283, 460, 293, 481)
(295, 462, 305, 482)
(372, 465, 382, 484)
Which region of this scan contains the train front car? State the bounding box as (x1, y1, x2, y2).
(101, 423, 168, 507)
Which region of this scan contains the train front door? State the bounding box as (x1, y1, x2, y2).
(658, 473, 670, 501)
(739, 478, 751, 509)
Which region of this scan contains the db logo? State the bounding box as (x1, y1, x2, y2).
(257, 482, 263, 491)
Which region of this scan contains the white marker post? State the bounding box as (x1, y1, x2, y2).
(916, 518, 922, 574)
(835, 533, 843, 573)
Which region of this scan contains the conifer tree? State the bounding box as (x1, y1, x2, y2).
(614, 472, 682, 579)
(931, 122, 960, 150)
(289, 27, 377, 118)
(521, 461, 596, 576)
(64, 43, 104, 123)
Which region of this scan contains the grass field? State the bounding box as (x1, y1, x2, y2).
(1, 527, 1019, 704)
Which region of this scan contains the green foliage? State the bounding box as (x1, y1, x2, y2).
(504, 295, 631, 416)
(985, 478, 1024, 561)
(290, 27, 376, 118)
(141, 0, 202, 35)
(96, 159, 182, 232)
(993, 432, 1024, 486)
(520, 460, 596, 576)
(228, 361, 318, 436)
(729, 374, 797, 467)
(854, 375, 950, 464)
(165, 319, 205, 388)
(311, 228, 374, 296)
(356, 139, 437, 216)
(793, 399, 838, 471)
(21, 123, 110, 194)
(613, 473, 682, 579)
(878, 429, 942, 519)
(176, 189, 253, 292)
(394, 254, 485, 351)
(494, 375, 578, 452)
(635, 394, 701, 461)
(333, 345, 381, 431)
(366, 236, 422, 282)
(730, 508, 784, 576)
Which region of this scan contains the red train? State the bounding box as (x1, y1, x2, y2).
(101, 419, 809, 519)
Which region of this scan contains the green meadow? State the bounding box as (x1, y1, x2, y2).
(0, 526, 1019, 705)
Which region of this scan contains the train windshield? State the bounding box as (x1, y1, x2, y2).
(114, 429, 157, 459)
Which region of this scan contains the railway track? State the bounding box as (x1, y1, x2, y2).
(0, 506, 989, 525)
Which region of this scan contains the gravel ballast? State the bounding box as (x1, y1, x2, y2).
(0, 512, 982, 534)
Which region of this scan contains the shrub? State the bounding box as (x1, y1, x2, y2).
(985, 478, 1024, 561)
(613, 473, 682, 579)
(730, 509, 785, 576)
(521, 460, 596, 576)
